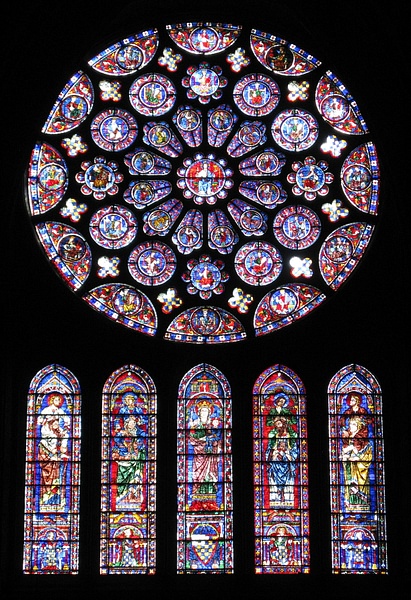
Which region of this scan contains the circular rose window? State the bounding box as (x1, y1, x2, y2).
(25, 22, 380, 343)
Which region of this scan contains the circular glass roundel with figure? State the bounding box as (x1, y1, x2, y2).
(25, 22, 380, 343)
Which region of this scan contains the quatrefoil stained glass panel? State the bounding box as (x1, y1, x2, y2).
(25, 23, 380, 343)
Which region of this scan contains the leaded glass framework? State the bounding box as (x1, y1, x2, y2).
(328, 364, 388, 574)
(24, 22, 380, 344)
(100, 364, 157, 574)
(23, 364, 81, 574)
(177, 363, 233, 573)
(253, 364, 309, 573)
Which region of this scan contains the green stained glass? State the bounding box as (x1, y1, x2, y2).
(100, 365, 157, 574)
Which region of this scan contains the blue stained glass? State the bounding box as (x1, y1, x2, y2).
(25, 20, 380, 343)
(23, 365, 82, 574)
(253, 364, 310, 574)
(328, 364, 388, 574)
(177, 364, 234, 573)
(100, 365, 157, 574)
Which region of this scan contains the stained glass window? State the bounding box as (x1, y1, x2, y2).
(177, 363, 233, 573)
(23, 364, 81, 574)
(100, 364, 157, 574)
(328, 364, 388, 574)
(24, 22, 380, 344)
(253, 364, 309, 573)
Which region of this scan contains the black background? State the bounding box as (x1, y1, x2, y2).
(2, 1, 409, 598)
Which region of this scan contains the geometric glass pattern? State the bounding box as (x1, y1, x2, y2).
(23, 364, 81, 574)
(328, 364, 388, 574)
(252, 364, 310, 573)
(25, 22, 380, 343)
(100, 365, 157, 574)
(177, 363, 233, 572)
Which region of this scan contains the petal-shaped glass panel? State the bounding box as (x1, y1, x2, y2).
(124, 148, 172, 175)
(172, 209, 203, 254)
(88, 29, 159, 75)
(27, 143, 68, 215)
(124, 179, 172, 209)
(35, 222, 91, 290)
(341, 142, 380, 215)
(208, 209, 239, 254)
(238, 148, 286, 176)
(316, 72, 368, 135)
(207, 104, 238, 147)
(227, 198, 268, 237)
(167, 23, 241, 54)
(227, 120, 267, 156)
(42, 71, 94, 134)
(250, 30, 321, 75)
(319, 222, 374, 290)
(143, 121, 183, 156)
(143, 198, 183, 236)
(165, 306, 246, 343)
(173, 105, 202, 147)
(83, 283, 157, 335)
(254, 284, 326, 335)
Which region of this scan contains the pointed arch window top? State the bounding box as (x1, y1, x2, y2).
(177, 363, 233, 573)
(328, 364, 388, 574)
(100, 364, 157, 575)
(252, 364, 310, 574)
(23, 364, 82, 575)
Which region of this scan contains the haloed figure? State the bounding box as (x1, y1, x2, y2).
(266, 415, 298, 506)
(340, 415, 372, 510)
(188, 401, 222, 496)
(37, 393, 70, 508)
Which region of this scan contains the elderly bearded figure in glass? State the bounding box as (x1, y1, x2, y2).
(264, 393, 299, 507)
(186, 398, 223, 509)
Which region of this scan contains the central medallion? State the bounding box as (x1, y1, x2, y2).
(177, 153, 234, 205)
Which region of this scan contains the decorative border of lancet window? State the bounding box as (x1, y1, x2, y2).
(177, 363, 233, 572)
(252, 364, 309, 573)
(328, 363, 388, 574)
(100, 364, 157, 574)
(23, 364, 81, 574)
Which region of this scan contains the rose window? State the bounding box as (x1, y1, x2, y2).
(25, 23, 380, 343)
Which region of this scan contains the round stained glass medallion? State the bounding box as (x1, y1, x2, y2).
(26, 22, 380, 343)
(90, 108, 138, 151)
(128, 241, 177, 285)
(89, 204, 138, 249)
